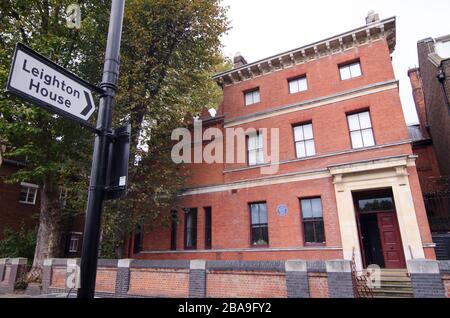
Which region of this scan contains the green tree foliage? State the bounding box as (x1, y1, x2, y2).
(0, 0, 110, 267)
(1, 0, 229, 261)
(101, 0, 229, 257)
(0, 225, 37, 261)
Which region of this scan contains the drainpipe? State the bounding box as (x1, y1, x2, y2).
(437, 68, 450, 116)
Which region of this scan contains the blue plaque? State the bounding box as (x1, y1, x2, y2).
(277, 204, 288, 216)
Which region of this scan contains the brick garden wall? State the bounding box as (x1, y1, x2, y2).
(1, 258, 449, 298)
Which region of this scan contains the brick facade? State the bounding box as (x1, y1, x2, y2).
(126, 16, 434, 271)
(417, 38, 450, 177)
(0, 162, 40, 240)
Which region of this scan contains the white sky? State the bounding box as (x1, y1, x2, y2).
(220, 0, 450, 124)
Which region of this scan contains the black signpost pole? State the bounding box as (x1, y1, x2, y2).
(77, 0, 125, 298)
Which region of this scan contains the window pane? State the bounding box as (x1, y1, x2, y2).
(361, 128, 375, 147)
(258, 203, 268, 224)
(28, 188, 36, 203)
(340, 66, 351, 80)
(314, 221, 325, 243)
(298, 78, 308, 91)
(19, 188, 28, 202)
(303, 222, 315, 243)
(248, 150, 257, 166)
(253, 90, 260, 104)
(248, 134, 257, 150)
(296, 141, 306, 158)
(251, 204, 259, 225)
(257, 133, 264, 149)
(358, 111, 372, 129)
(359, 197, 394, 212)
(347, 114, 360, 131)
(245, 92, 253, 105)
(305, 140, 316, 156)
(303, 124, 314, 140)
(311, 198, 323, 218)
(257, 149, 264, 164)
(289, 80, 299, 94)
(294, 126, 304, 141)
(252, 226, 268, 245)
(301, 199, 313, 219)
(350, 131, 364, 149)
(350, 63, 362, 77)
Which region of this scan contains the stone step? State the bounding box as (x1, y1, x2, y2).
(373, 293, 414, 298)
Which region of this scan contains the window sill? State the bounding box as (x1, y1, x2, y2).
(304, 243, 326, 247)
(245, 102, 261, 107)
(351, 144, 376, 150)
(19, 201, 36, 205)
(250, 245, 269, 249)
(340, 75, 363, 81)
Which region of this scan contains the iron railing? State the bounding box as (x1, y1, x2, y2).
(351, 247, 373, 298)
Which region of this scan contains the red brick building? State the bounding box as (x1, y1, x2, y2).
(0, 153, 40, 240)
(0, 149, 83, 257)
(407, 68, 443, 196)
(128, 15, 436, 270)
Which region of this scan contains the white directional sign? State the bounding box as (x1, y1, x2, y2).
(6, 43, 103, 125)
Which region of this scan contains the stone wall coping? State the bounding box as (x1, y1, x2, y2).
(408, 259, 440, 274)
(285, 260, 307, 272)
(325, 260, 352, 273)
(66, 259, 80, 267)
(307, 261, 327, 273)
(206, 261, 285, 272)
(438, 260, 450, 273)
(118, 259, 133, 268)
(43, 259, 54, 266)
(190, 260, 206, 270)
(51, 259, 70, 266)
(130, 260, 190, 269)
(98, 259, 119, 268)
(11, 258, 27, 265)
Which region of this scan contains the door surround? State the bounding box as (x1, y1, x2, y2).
(329, 155, 425, 271)
(353, 189, 407, 269)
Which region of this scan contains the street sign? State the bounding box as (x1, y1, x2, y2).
(6, 43, 103, 126)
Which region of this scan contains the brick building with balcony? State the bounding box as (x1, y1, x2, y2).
(126, 15, 436, 271)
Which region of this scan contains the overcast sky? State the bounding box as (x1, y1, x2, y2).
(220, 0, 450, 124)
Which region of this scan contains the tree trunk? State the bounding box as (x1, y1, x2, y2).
(31, 176, 62, 269)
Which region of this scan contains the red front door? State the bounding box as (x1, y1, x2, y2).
(377, 212, 406, 269)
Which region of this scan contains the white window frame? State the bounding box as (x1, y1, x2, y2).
(244, 89, 260, 106)
(339, 61, 362, 80)
(19, 182, 38, 205)
(293, 123, 316, 158)
(288, 76, 308, 94)
(247, 132, 265, 166)
(347, 111, 375, 149)
(69, 232, 82, 253)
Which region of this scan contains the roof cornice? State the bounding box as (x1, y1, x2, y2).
(214, 17, 396, 87)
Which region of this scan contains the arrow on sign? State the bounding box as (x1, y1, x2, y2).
(6, 43, 103, 126)
(81, 91, 94, 116)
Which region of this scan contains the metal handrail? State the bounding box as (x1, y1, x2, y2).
(351, 247, 374, 298)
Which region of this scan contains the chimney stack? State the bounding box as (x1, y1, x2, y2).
(233, 52, 247, 68)
(366, 10, 380, 24)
